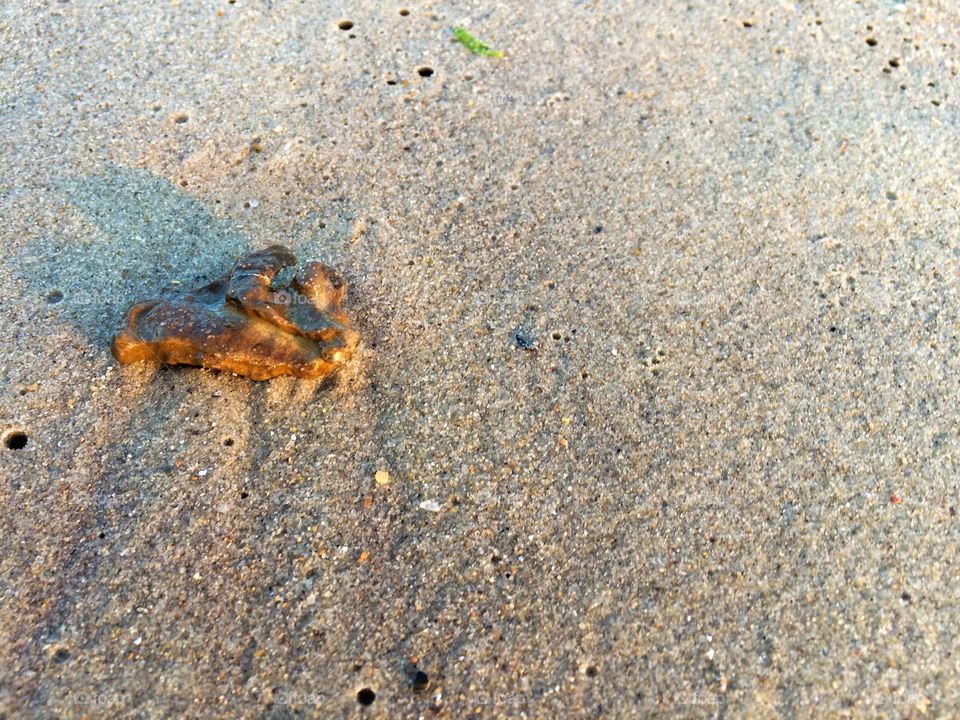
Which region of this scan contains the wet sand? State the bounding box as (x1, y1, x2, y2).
(2, 1, 959, 717)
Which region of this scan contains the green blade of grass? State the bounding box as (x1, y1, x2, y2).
(453, 27, 504, 58)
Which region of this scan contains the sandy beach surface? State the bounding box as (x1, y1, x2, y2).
(2, 1, 960, 717)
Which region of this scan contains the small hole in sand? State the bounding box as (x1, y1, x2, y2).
(46, 290, 64, 304)
(416, 66, 434, 77)
(399, 8, 409, 16)
(410, 670, 429, 692)
(357, 688, 376, 706)
(337, 19, 354, 31)
(172, 113, 188, 124)
(224, 438, 234, 446)
(4, 430, 27, 450)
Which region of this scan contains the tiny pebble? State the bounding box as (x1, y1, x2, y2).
(419, 500, 441, 512)
(512, 327, 535, 350)
(248, 198, 259, 208)
(375, 470, 391, 485)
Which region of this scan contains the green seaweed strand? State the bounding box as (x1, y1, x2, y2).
(453, 27, 504, 58)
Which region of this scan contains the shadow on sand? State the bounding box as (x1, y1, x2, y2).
(45, 164, 246, 345)
(16, 164, 366, 711)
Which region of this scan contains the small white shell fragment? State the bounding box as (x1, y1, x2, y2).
(419, 500, 441, 512)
